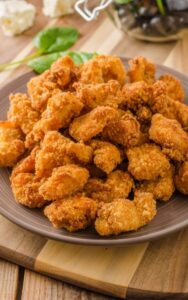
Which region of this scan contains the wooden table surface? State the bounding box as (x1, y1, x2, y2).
(1, 1, 188, 299)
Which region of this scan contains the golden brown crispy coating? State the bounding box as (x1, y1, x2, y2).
(39, 164, 89, 201)
(10, 147, 47, 208)
(137, 165, 175, 201)
(96, 55, 126, 86)
(136, 106, 152, 123)
(127, 143, 171, 181)
(159, 74, 185, 102)
(25, 92, 83, 148)
(85, 170, 134, 202)
(128, 56, 156, 84)
(89, 139, 122, 174)
(95, 191, 156, 236)
(102, 111, 141, 147)
(35, 131, 93, 177)
(150, 81, 188, 128)
(8, 93, 40, 134)
(0, 121, 25, 167)
(149, 114, 188, 161)
(50, 56, 77, 88)
(175, 161, 188, 194)
(69, 106, 119, 142)
(79, 59, 104, 84)
(27, 70, 61, 112)
(79, 55, 126, 86)
(122, 81, 152, 111)
(44, 195, 98, 231)
(74, 80, 123, 110)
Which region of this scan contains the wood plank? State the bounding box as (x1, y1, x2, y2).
(35, 241, 148, 299)
(127, 229, 188, 299)
(0, 259, 19, 300)
(0, 215, 47, 269)
(21, 270, 111, 300)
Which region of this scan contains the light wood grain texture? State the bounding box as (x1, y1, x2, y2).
(0, 259, 19, 300)
(0, 215, 47, 269)
(35, 241, 148, 298)
(21, 270, 110, 300)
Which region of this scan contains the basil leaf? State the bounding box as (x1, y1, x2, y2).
(33, 27, 79, 54)
(115, 0, 133, 4)
(28, 51, 97, 74)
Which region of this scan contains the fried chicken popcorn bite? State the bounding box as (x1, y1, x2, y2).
(26, 92, 83, 148)
(128, 56, 156, 84)
(175, 162, 188, 195)
(69, 106, 119, 142)
(85, 170, 134, 202)
(74, 80, 123, 110)
(89, 139, 122, 174)
(95, 192, 156, 236)
(27, 70, 61, 113)
(122, 81, 152, 111)
(150, 81, 188, 128)
(11, 147, 47, 208)
(102, 111, 141, 147)
(39, 164, 89, 201)
(35, 131, 93, 177)
(0, 121, 25, 167)
(50, 56, 78, 88)
(149, 114, 188, 161)
(44, 196, 97, 231)
(8, 93, 40, 134)
(127, 143, 171, 181)
(159, 74, 185, 102)
(79, 55, 126, 86)
(137, 165, 175, 201)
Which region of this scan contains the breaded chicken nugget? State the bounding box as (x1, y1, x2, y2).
(128, 56, 156, 84)
(89, 139, 122, 174)
(79, 55, 126, 86)
(44, 195, 97, 231)
(150, 81, 188, 128)
(136, 106, 152, 123)
(50, 56, 77, 88)
(159, 74, 185, 102)
(35, 131, 93, 177)
(175, 161, 188, 194)
(85, 170, 134, 202)
(0, 121, 25, 167)
(10, 147, 47, 208)
(95, 191, 156, 236)
(8, 93, 40, 134)
(69, 106, 119, 142)
(149, 114, 188, 161)
(79, 59, 104, 84)
(39, 164, 89, 200)
(74, 80, 123, 110)
(25, 92, 83, 148)
(122, 81, 152, 111)
(127, 143, 171, 180)
(102, 111, 141, 147)
(27, 70, 61, 112)
(137, 165, 175, 201)
(97, 55, 127, 86)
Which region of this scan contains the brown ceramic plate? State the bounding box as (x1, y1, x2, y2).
(1, 58, 188, 246)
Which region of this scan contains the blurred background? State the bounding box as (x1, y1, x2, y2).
(1, 0, 188, 81)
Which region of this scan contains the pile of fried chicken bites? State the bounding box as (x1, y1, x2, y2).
(1, 54, 188, 236)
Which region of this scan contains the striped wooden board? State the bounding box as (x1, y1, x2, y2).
(1, 1, 188, 299)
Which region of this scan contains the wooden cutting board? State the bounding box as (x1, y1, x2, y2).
(0, 215, 188, 299)
(1, 2, 188, 299)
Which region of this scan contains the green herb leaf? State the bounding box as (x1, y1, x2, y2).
(114, 0, 133, 4)
(33, 27, 79, 54)
(28, 51, 97, 74)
